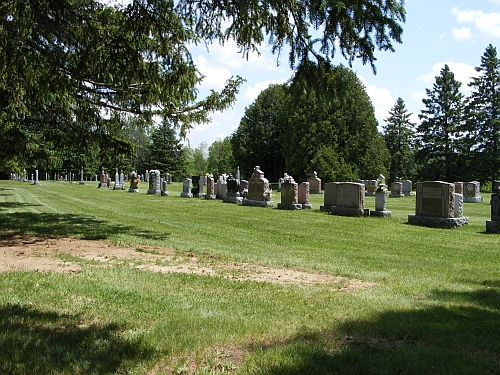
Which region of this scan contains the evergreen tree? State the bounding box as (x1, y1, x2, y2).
(149, 121, 189, 181)
(383, 97, 416, 182)
(1, 0, 405, 169)
(466, 44, 500, 186)
(281, 60, 389, 182)
(232, 84, 287, 181)
(417, 64, 464, 182)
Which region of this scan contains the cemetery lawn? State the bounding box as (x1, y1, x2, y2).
(0, 180, 499, 375)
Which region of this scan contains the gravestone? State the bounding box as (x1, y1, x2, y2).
(242, 166, 274, 207)
(402, 180, 414, 196)
(463, 181, 482, 202)
(486, 193, 500, 233)
(80, 167, 85, 185)
(34, 170, 39, 185)
(128, 171, 140, 192)
(408, 181, 468, 228)
(493, 180, 500, 194)
(114, 168, 120, 190)
(191, 176, 200, 196)
(161, 179, 169, 196)
(147, 169, 161, 195)
(239, 179, 248, 197)
(181, 178, 193, 198)
(99, 168, 107, 188)
(390, 182, 404, 198)
(298, 182, 313, 209)
(307, 171, 322, 194)
(454, 182, 463, 195)
(119, 170, 125, 190)
(330, 182, 368, 217)
(278, 175, 302, 210)
(365, 180, 377, 196)
(320, 182, 339, 212)
(371, 185, 391, 217)
(223, 174, 242, 204)
(216, 175, 227, 199)
(205, 175, 216, 200)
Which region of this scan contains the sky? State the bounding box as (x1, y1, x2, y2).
(184, 0, 500, 149)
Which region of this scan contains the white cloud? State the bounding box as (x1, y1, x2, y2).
(451, 27, 473, 42)
(359, 76, 394, 126)
(418, 62, 478, 94)
(452, 7, 500, 39)
(243, 79, 287, 100)
(194, 55, 232, 90)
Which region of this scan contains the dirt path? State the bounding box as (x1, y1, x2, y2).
(0, 236, 378, 291)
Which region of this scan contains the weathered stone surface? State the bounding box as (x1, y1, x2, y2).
(408, 214, 469, 228)
(330, 182, 367, 217)
(390, 182, 404, 198)
(307, 171, 322, 194)
(415, 181, 454, 218)
(402, 180, 414, 196)
(277, 203, 302, 210)
(180, 178, 193, 198)
(298, 182, 310, 206)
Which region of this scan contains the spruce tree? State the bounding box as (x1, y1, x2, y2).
(417, 64, 464, 182)
(466, 44, 500, 186)
(149, 121, 189, 181)
(383, 97, 416, 182)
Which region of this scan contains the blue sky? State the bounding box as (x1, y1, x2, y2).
(185, 0, 500, 149)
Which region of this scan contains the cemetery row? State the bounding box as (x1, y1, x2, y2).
(11, 166, 499, 232)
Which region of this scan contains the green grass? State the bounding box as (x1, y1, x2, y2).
(1, 180, 499, 374)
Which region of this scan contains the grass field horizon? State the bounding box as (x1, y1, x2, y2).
(1, 180, 499, 374)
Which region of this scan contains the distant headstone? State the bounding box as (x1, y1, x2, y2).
(408, 181, 468, 228)
(129, 171, 140, 192)
(390, 182, 404, 198)
(223, 174, 242, 204)
(402, 180, 414, 196)
(99, 168, 107, 188)
(119, 170, 125, 190)
(365, 180, 377, 196)
(371, 183, 391, 217)
(298, 182, 312, 209)
(320, 182, 339, 212)
(486, 193, 500, 233)
(181, 178, 193, 198)
(307, 171, 322, 194)
(492, 180, 500, 194)
(80, 167, 85, 185)
(114, 168, 120, 190)
(330, 182, 368, 217)
(205, 175, 216, 200)
(216, 175, 227, 199)
(161, 179, 169, 196)
(147, 169, 161, 195)
(242, 166, 274, 207)
(454, 182, 463, 195)
(34, 170, 39, 185)
(278, 175, 302, 210)
(463, 181, 482, 202)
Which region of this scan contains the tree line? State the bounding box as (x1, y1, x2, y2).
(384, 44, 500, 189)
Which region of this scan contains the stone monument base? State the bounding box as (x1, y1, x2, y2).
(222, 196, 243, 204)
(147, 190, 161, 195)
(408, 215, 469, 228)
(242, 199, 274, 207)
(389, 193, 404, 198)
(99, 183, 107, 188)
(205, 194, 217, 200)
(365, 192, 375, 196)
(486, 220, 500, 233)
(129, 188, 139, 193)
(161, 190, 169, 196)
(302, 204, 313, 209)
(370, 210, 392, 217)
(330, 207, 369, 217)
(464, 196, 483, 203)
(180, 192, 193, 198)
(320, 205, 332, 212)
(310, 190, 323, 194)
(277, 203, 302, 210)
(404, 192, 415, 196)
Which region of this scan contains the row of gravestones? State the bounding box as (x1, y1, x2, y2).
(96, 164, 496, 232)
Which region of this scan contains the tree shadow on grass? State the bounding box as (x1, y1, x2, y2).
(0, 212, 170, 241)
(246, 281, 500, 375)
(0, 303, 153, 374)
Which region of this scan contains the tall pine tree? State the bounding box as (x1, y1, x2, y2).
(417, 64, 464, 182)
(383, 97, 416, 182)
(466, 44, 500, 186)
(149, 121, 190, 181)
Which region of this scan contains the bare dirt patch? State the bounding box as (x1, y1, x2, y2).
(0, 236, 378, 290)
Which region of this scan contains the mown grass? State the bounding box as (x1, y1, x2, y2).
(0, 180, 499, 374)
